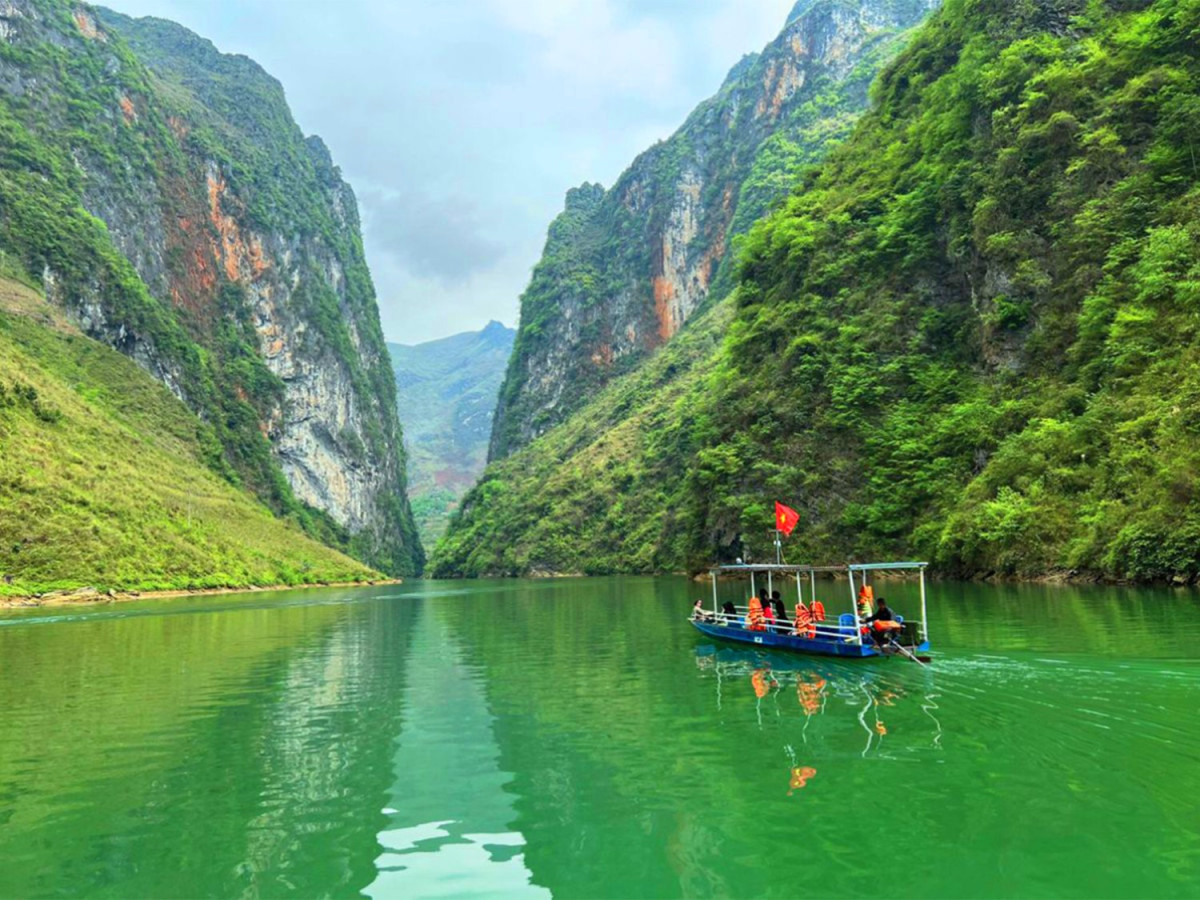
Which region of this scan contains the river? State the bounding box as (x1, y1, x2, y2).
(0, 577, 1197, 898)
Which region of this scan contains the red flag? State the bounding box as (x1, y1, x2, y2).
(775, 501, 800, 537)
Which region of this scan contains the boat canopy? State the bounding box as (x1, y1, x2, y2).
(709, 562, 927, 574)
(705, 560, 930, 646)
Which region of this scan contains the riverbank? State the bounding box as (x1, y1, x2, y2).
(0, 579, 403, 609)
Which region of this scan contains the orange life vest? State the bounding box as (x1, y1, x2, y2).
(811, 600, 826, 622)
(857, 585, 874, 619)
(747, 597, 766, 631)
(793, 603, 815, 638)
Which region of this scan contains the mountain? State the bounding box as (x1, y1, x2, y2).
(432, 0, 940, 576)
(439, 0, 1200, 584)
(488, 0, 940, 460)
(0, 0, 423, 576)
(388, 321, 515, 546)
(0, 277, 376, 596)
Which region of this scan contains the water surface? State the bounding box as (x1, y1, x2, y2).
(1, 577, 1197, 898)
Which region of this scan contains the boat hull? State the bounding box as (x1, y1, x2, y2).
(690, 619, 929, 658)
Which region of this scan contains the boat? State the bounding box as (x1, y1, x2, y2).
(689, 561, 932, 661)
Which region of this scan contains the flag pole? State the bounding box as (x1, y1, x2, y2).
(774, 529, 782, 566)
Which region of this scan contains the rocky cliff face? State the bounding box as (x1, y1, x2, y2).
(0, 0, 422, 573)
(489, 0, 940, 460)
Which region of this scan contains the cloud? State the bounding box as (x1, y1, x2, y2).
(359, 187, 504, 286)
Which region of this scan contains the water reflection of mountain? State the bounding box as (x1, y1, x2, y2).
(434, 578, 961, 898)
(0, 592, 415, 898)
(368, 598, 548, 900)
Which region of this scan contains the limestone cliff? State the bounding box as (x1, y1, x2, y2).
(489, 0, 939, 460)
(0, 0, 423, 573)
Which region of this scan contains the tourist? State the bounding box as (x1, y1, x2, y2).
(866, 597, 901, 646)
(770, 590, 789, 625)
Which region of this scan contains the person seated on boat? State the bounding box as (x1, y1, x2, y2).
(763, 598, 776, 630)
(865, 597, 903, 646)
(746, 597, 767, 632)
(721, 600, 739, 626)
(792, 600, 816, 638)
(770, 590, 789, 625)
(692, 599, 714, 622)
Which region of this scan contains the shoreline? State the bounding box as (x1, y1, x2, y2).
(0, 578, 404, 609)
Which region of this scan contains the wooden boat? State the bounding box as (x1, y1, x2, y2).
(690, 562, 932, 661)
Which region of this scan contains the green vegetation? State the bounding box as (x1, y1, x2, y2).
(0, 1, 422, 575)
(432, 303, 730, 576)
(0, 283, 376, 596)
(439, 0, 1200, 583)
(389, 325, 514, 548)
(490, 8, 929, 459)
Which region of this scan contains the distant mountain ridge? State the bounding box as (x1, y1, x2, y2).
(389, 322, 514, 547)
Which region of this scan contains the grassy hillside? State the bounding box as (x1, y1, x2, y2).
(0, 1, 423, 575)
(430, 303, 729, 576)
(0, 279, 376, 596)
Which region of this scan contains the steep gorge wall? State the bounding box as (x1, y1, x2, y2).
(432, 1, 939, 576)
(488, 0, 940, 460)
(0, 0, 422, 573)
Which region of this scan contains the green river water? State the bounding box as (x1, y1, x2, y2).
(0, 576, 1197, 899)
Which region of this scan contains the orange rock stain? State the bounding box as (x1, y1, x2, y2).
(119, 94, 136, 125)
(652, 274, 676, 343)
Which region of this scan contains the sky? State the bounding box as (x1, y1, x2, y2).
(102, 0, 797, 344)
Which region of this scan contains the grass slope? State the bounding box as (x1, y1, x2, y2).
(0, 279, 376, 596)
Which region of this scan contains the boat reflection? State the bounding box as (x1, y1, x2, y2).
(694, 646, 943, 769)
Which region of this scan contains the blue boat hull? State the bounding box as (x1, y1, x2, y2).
(690, 619, 930, 658)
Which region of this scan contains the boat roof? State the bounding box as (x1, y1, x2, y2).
(709, 561, 927, 574)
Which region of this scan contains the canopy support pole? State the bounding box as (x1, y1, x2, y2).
(849, 568, 862, 645)
(767, 570, 773, 598)
(750, 572, 756, 601)
(712, 571, 718, 615)
(796, 572, 803, 606)
(919, 567, 928, 643)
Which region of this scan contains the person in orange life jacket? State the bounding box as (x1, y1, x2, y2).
(758, 588, 777, 630)
(793, 601, 815, 638)
(865, 597, 902, 646)
(770, 590, 789, 626)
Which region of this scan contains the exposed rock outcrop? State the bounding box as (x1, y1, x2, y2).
(489, 0, 940, 461)
(0, 0, 422, 573)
